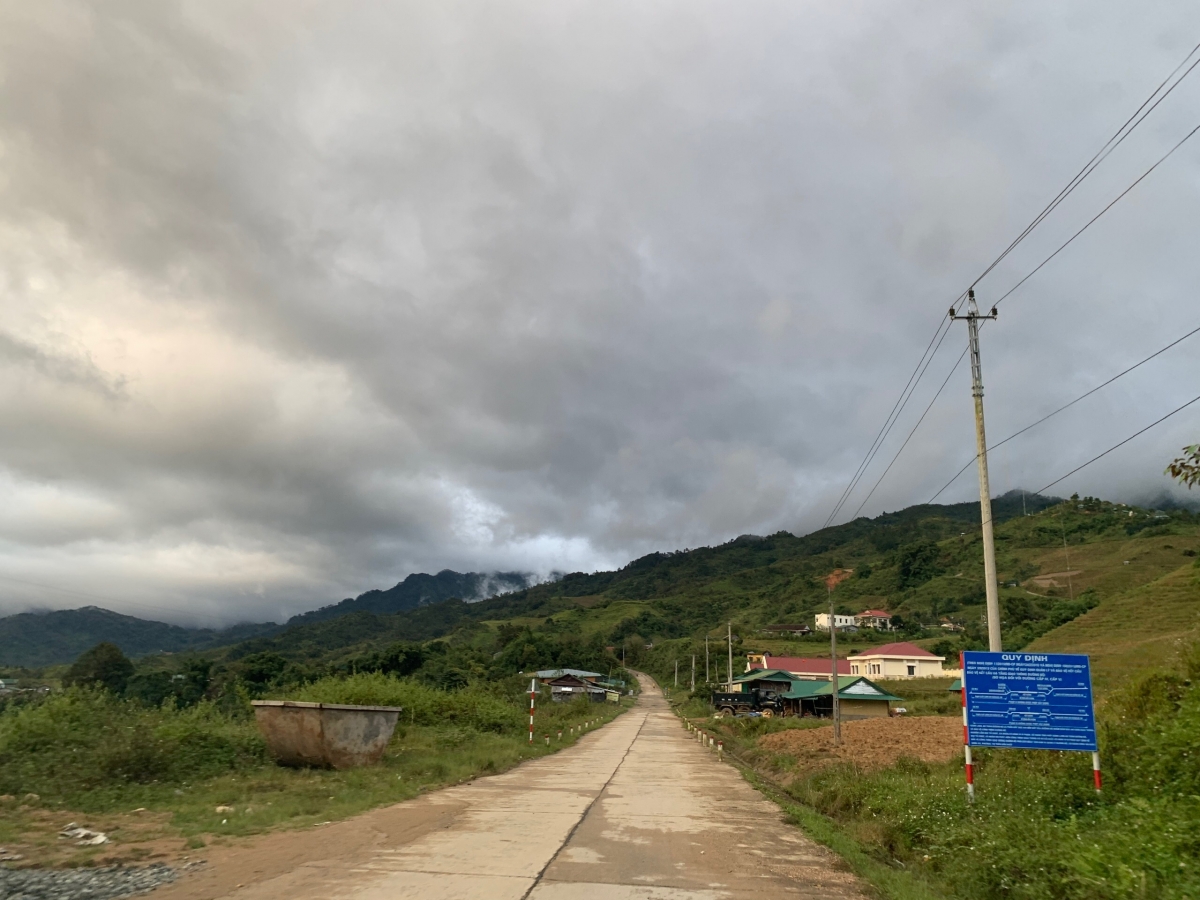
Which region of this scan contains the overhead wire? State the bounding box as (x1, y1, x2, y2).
(849, 340, 971, 520)
(823, 39, 1200, 527)
(971, 41, 1200, 290)
(927, 321, 1200, 503)
(1035, 392, 1200, 495)
(823, 313, 957, 527)
(992, 121, 1200, 309)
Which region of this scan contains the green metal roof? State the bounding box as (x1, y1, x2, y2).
(731, 669, 802, 684)
(948, 678, 962, 692)
(781, 676, 903, 702)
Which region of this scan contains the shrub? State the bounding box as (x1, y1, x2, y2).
(0, 688, 266, 801)
(288, 673, 525, 734)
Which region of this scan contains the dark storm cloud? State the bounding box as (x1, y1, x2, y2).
(0, 1, 1198, 624)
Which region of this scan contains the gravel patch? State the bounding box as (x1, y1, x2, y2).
(0, 864, 176, 900)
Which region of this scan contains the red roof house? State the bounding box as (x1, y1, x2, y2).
(746, 653, 852, 680)
(849, 642, 946, 679)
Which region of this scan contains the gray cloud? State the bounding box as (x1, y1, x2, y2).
(0, 1, 1198, 625)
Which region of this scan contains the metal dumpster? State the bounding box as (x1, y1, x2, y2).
(251, 700, 403, 769)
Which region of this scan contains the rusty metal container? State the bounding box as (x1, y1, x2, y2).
(250, 700, 403, 768)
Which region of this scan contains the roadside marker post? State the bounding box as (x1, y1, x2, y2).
(529, 679, 536, 744)
(961, 651, 1100, 803)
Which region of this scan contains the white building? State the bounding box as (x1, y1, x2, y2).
(848, 642, 946, 679)
(814, 613, 858, 632)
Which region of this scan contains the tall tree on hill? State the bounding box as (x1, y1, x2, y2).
(63, 642, 134, 694)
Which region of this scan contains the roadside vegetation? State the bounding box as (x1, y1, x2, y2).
(662, 640, 1200, 900)
(0, 639, 632, 867)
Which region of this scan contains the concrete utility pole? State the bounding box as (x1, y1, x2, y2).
(691, 655, 695, 691)
(705, 637, 709, 683)
(950, 289, 1002, 653)
(674, 659, 678, 688)
(827, 579, 841, 746)
(727, 622, 734, 690)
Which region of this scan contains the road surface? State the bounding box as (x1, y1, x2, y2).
(158, 675, 865, 900)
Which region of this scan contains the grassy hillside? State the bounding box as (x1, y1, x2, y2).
(1030, 561, 1200, 692)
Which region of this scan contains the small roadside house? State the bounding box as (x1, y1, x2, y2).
(545, 673, 607, 703)
(729, 668, 799, 695)
(781, 676, 902, 720)
(535, 668, 603, 684)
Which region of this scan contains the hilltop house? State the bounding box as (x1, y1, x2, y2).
(816, 610, 893, 631)
(814, 613, 858, 632)
(856, 610, 893, 630)
(848, 642, 946, 679)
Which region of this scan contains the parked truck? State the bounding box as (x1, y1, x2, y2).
(710, 688, 783, 717)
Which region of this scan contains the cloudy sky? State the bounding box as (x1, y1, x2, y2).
(1, 1, 1198, 625)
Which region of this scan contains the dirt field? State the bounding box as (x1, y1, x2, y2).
(758, 716, 962, 773)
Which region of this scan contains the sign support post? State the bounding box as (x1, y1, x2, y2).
(960, 652, 974, 803)
(960, 651, 1099, 803)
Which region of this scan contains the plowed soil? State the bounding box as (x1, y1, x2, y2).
(758, 716, 961, 773)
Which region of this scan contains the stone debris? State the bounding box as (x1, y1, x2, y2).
(58, 825, 109, 846)
(0, 863, 176, 900)
(214, 805, 234, 813)
(0, 848, 24, 862)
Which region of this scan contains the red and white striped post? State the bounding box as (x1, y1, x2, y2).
(528, 678, 536, 744)
(1092, 750, 1102, 793)
(961, 653, 975, 804)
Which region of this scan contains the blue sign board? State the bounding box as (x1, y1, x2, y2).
(963, 652, 1097, 752)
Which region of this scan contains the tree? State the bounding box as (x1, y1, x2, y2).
(63, 642, 134, 694)
(1166, 445, 1200, 488)
(896, 541, 943, 590)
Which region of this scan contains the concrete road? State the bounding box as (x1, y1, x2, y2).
(159, 676, 864, 900)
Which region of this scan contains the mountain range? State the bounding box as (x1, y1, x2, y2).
(0, 569, 536, 668)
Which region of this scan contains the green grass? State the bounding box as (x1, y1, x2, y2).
(679, 648, 1200, 900)
(742, 770, 950, 900)
(1030, 562, 1200, 694)
(0, 676, 630, 860)
(877, 677, 960, 716)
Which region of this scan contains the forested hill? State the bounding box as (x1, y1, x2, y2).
(284, 569, 535, 627)
(0, 570, 534, 668)
(0, 607, 279, 669)
(217, 490, 1114, 665)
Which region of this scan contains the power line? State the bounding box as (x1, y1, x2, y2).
(823, 316, 955, 527)
(850, 341, 971, 520)
(994, 121, 1200, 309)
(972, 41, 1200, 290)
(825, 315, 957, 527)
(824, 40, 1200, 527)
(928, 321, 1200, 503)
(1036, 392, 1200, 495)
